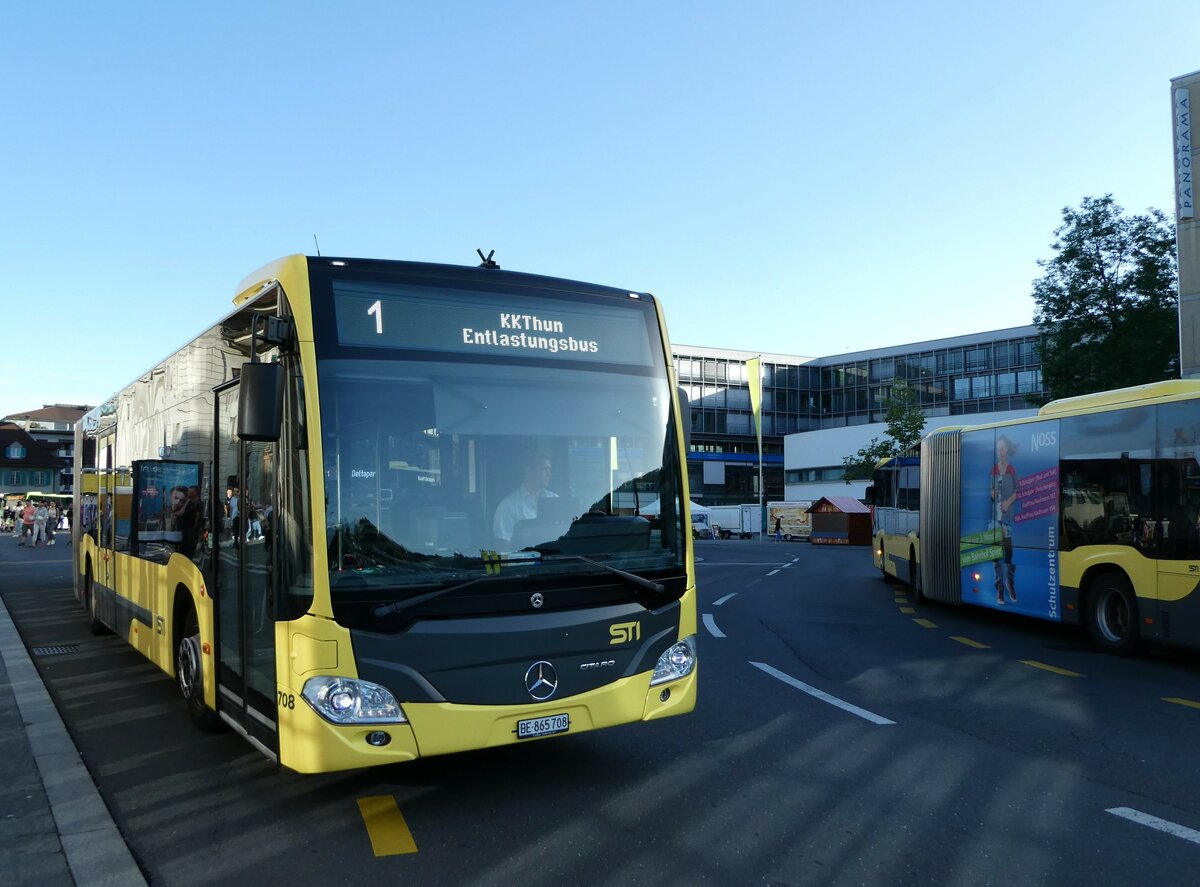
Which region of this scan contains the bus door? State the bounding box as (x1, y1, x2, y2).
(215, 383, 279, 758)
(94, 442, 118, 619)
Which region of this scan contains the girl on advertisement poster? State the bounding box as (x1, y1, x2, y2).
(959, 422, 1061, 619)
(991, 435, 1019, 604)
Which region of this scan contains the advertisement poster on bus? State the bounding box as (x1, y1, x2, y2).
(134, 460, 202, 544)
(959, 420, 1061, 621)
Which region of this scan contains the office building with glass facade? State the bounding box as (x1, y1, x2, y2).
(674, 325, 1044, 506)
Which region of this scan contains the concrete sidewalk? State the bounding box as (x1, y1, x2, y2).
(0, 550, 146, 886)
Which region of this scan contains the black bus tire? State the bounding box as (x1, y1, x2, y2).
(908, 547, 925, 602)
(877, 539, 896, 584)
(1085, 572, 1143, 657)
(178, 609, 224, 733)
(85, 563, 107, 636)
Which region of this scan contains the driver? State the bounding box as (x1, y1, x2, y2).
(493, 452, 558, 545)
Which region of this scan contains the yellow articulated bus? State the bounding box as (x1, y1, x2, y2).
(867, 448, 921, 592)
(869, 380, 1200, 655)
(74, 255, 698, 773)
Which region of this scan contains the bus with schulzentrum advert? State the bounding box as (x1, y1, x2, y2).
(74, 255, 698, 773)
(910, 379, 1200, 655)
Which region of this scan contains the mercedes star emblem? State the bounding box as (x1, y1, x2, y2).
(525, 661, 559, 700)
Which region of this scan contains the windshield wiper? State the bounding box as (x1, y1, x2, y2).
(371, 574, 493, 618)
(539, 554, 664, 594)
(370, 553, 664, 618)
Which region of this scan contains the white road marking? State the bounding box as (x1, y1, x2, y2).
(750, 662, 896, 725)
(712, 593, 737, 607)
(702, 613, 726, 638)
(1106, 807, 1200, 845)
(695, 562, 784, 566)
(766, 569, 780, 576)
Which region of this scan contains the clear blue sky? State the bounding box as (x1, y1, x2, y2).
(2, 1, 1195, 418)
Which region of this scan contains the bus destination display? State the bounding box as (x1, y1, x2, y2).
(334, 281, 654, 366)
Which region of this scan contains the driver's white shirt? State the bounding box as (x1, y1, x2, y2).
(493, 485, 559, 543)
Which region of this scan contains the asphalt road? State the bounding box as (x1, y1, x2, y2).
(4, 539, 1200, 886)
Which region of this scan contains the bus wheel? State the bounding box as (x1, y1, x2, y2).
(85, 563, 106, 636)
(1085, 573, 1143, 657)
(908, 547, 924, 603)
(177, 610, 223, 732)
(876, 538, 895, 584)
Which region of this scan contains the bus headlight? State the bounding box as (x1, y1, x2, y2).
(300, 676, 407, 725)
(650, 635, 697, 686)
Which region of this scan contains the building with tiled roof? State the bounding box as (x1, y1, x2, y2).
(2, 404, 93, 495)
(0, 422, 62, 498)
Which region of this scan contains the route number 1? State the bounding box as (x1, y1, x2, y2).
(368, 299, 383, 334)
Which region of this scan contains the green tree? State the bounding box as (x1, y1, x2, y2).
(1032, 195, 1178, 403)
(842, 382, 926, 481)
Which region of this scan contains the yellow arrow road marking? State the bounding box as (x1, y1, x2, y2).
(1163, 697, 1200, 709)
(1019, 660, 1083, 677)
(950, 636, 990, 649)
(358, 796, 418, 856)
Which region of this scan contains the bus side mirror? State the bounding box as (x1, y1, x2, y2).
(238, 362, 284, 442)
(677, 386, 691, 452)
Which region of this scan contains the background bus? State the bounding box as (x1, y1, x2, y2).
(889, 380, 1200, 655)
(867, 449, 921, 590)
(74, 255, 698, 773)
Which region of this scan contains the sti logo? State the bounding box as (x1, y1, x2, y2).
(609, 621, 642, 645)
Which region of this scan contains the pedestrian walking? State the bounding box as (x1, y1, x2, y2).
(245, 504, 262, 541)
(774, 516, 783, 543)
(19, 501, 35, 545)
(33, 501, 49, 546)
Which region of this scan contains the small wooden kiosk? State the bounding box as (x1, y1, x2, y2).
(807, 496, 872, 546)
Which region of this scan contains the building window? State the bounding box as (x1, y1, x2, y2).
(5, 471, 19, 485)
(972, 376, 992, 397)
(4, 443, 26, 459)
(966, 346, 990, 371)
(953, 378, 971, 400)
(904, 354, 934, 379)
(996, 372, 1016, 395)
(727, 388, 750, 410)
(1017, 370, 1040, 393)
(939, 350, 963, 374)
(31, 471, 50, 486)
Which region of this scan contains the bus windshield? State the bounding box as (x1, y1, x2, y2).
(317, 357, 686, 601)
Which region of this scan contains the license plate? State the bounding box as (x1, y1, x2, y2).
(516, 713, 569, 739)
